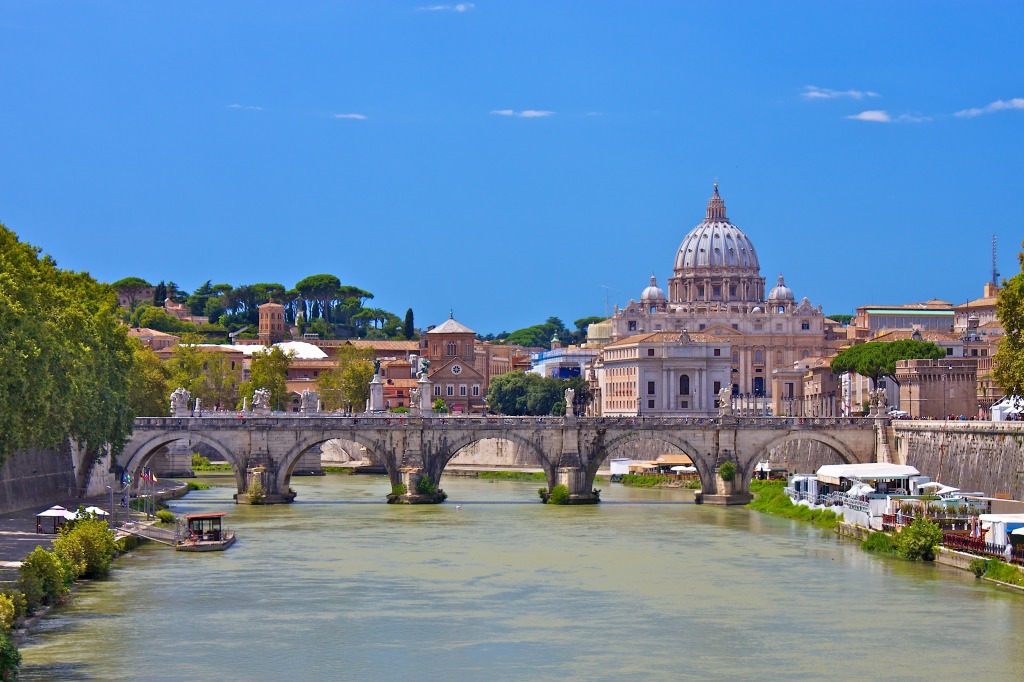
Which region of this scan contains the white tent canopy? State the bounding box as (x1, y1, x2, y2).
(36, 505, 75, 519)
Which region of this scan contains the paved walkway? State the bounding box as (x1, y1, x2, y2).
(0, 482, 186, 582)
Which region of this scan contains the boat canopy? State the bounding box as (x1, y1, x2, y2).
(816, 463, 920, 485)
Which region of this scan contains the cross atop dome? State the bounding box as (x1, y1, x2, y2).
(706, 183, 727, 222)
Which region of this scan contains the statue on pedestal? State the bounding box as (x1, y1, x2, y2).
(170, 388, 191, 417)
(300, 389, 319, 414)
(564, 387, 575, 417)
(718, 387, 733, 416)
(252, 388, 272, 414)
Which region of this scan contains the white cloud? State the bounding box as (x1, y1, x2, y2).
(490, 109, 555, 118)
(803, 86, 879, 100)
(847, 110, 891, 122)
(954, 97, 1024, 118)
(227, 103, 263, 111)
(896, 113, 931, 123)
(333, 113, 367, 120)
(419, 3, 474, 11)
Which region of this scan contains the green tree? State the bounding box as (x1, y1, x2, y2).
(166, 333, 208, 399)
(0, 631, 20, 680)
(244, 346, 292, 411)
(152, 280, 167, 305)
(295, 274, 342, 323)
(137, 306, 195, 333)
(830, 339, 945, 389)
(128, 339, 171, 416)
(198, 352, 241, 410)
(54, 516, 118, 578)
(827, 314, 854, 326)
(315, 345, 375, 412)
(433, 397, 448, 413)
(485, 372, 567, 415)
(0, 225, 136, 465)
(111, 276, 152, 312)
(403, 308, 415, 339)
(994, 244, 1024, 397)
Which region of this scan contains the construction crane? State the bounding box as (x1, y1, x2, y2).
(599, 285, 620, 318)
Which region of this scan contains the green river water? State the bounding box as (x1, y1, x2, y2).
(18, 474, 1024, 681)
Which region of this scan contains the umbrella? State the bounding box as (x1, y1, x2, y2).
(36, 506, 68, 518)
(671, 465, 697, 472)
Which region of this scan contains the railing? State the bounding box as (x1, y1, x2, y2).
(135, 414, 879, 429)
(943, 533, 1024, 566)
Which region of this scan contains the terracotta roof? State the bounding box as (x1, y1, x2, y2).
(607, 331, 727, 347)
(870, 329, 960, 342)
(127, 327, 179, 339)
(954, 297, 998, 310)
(346, 340, 419, 351)
(427, 317, 475, 335)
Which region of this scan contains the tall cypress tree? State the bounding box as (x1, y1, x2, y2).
(403, 308, 414, 339)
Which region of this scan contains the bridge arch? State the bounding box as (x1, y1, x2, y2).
(275, 432, 391, 494)
(591, 430, 713, 492)
(121, 431, 245, 493)
(424, 431, 551, 486)
(746, 431, 860, 483)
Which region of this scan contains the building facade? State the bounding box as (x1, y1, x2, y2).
(602, 185, 835, 398)
(595, 331, 731, 417)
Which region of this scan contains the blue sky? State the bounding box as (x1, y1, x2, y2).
(2, 2, 1022, 335)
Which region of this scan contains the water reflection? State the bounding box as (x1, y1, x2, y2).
(19, 474, 1024, 681)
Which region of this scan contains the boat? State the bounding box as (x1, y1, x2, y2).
(176, 512, 236, 552)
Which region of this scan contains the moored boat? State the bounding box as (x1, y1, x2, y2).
(176, 512, 236, 552)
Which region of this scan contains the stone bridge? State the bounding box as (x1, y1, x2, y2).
(120, 414, 883, 505)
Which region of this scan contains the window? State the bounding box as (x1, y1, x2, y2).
(648, 349, 654, 357)
(459, 385, 467, 396)
(650, 306, 657, 314)
(648, 399, 655, 409)
(628, 321, 637, 331)
(712, 285, 721, 298)
(434, 385, 441, 396)
(472, 385, 480, 396)
(971, 349, 978, 357)
(729, 286, 736, 297)
(713, 381, 722, 394)
(755, 350, 763, 363)
(946, 347, 953, 356)
(447, 341, 457, 356)
(801, 321, 810, 330)
(714, 348, 721, 357)
(647, 381, 656, 395)
(697, 285, 705, 297)
(732, 324, 739, 330)
(446, 385, 454, 396)
(679, 375, 690, 395)
(680, 400, 689, 409)
(699, 324, 706, 331)
(732, 352, 739, 362)
(778, 306, 785, 313)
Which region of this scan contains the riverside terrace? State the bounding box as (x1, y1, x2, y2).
(120, 415, 882, 505)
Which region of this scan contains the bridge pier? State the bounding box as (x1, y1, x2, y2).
(554, 466, 599, 504)
(387, 466, 447, 504)
(699, 469, 752, 506)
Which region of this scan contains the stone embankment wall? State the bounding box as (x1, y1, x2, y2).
(0, 444, 76, 513)
(759, 439, 848, 474)
(894, 422, 1024, 501)
(448, 439, 538, 467)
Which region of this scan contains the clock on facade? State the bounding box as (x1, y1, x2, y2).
(452, 364, 462, 374)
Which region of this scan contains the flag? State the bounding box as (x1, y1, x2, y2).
(152, 473, 158, 484)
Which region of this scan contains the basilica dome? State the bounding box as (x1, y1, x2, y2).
(673, 185, 760, 271)
(768, 274, 794, 301)
(668, 184, 766, 304)
(641, 275, 666, 302)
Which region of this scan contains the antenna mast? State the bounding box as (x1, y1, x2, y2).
(992, 234, 999, 284)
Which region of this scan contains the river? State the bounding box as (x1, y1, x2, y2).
(18, 474, 1024, 681)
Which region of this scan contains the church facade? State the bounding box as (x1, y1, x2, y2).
(602, 185, 836, 398)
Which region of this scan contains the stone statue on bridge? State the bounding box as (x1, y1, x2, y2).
(564, 387, 575, 417)
(170, 388, 191, 417)
(718, 387, 732, 416)
(300, 389, 319, 414)
(252, 388, 272, 415)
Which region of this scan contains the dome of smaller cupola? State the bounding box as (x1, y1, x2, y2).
(641, 275, 666, 301)
(768, 274, 794, 301)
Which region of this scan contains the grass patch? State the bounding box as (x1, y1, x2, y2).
(982, 559, 1024, 587)
(322, 467, 357, 474)
(862, 532, 897, 555)
(748, 479, 838, 531)
(186, 481, 210, 491)
(478, 471, 547, 481)
(193, 463, 232, 472)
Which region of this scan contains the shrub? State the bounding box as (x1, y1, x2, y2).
(247, 475, 266, 504)
(862, 532, 897, 555)
(548, 484, 571, 505)
(0, 632, 20, 681)
(186, 481, 211, 491)
(191, 454, 211, 468)
(0, 594, 14, 633)
(894, 517, 943, 561)
(0, 591, 25, 622)
(156, 510, 176, 524)
(416, 475, 438, 495)
(538, 487, 548, 501)
(969, 558, 989, 578)
(391, 482, 407, 496)
(718, 461, 737, 482)
(19, 547, 71, 611)
(390, 406, 410, 414)
(55, 518, 118, 579)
